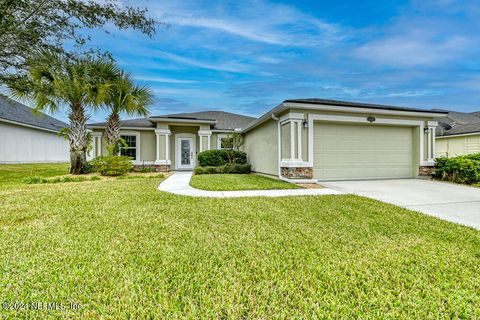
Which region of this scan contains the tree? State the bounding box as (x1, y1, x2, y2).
(8, 50, 117, 174)
(105, 70, 153, 155)
(225, 132, 244, 164)
(0, 0, 160, 83)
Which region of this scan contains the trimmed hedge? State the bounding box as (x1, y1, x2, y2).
(197, 149, 247, 166)
(91, 156, 133, 176)
(194, 164, 251, 175)
(434, 153, 480, 184)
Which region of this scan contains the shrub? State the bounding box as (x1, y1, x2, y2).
(23, 175, 99, 184)
(434, 153, 480, 184)
(198, 149, 228, 166)
(194, 164, 251, 175)
(84, 161, 95, 173)
(49, 176, 88, 183)
(229, 164, 251, 174)
(91, 156, 133, 176)
(23, 176, 48, 184)
(197, 149, 247, 166)
(117, 173, 165, 180)
(136, 166, 155, 173)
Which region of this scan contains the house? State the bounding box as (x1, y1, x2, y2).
(0, 95, 69, 164)
(88, 98, 447, 181)
(436, 111, 480, 157)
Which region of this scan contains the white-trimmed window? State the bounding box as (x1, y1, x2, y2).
(217, 134, 233, 149)
(120, 135, 138, 160)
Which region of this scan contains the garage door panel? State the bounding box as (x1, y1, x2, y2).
(313, 123, 414, 180)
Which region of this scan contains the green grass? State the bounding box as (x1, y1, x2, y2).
(0, 163, 69, 184)
(1, 164, 480, 318)
(190, 173, 299, 191)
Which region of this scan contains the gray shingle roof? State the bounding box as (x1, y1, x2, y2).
(89, 110, 255, 130)
(0, 95, 68, 132)
(156, 111, 255, 130)
(285, 98, 448, 115)
(88, 118, 156, 128)
(436, 111, 480, 137)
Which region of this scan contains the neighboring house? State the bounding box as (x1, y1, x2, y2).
(0, 95, 69, 164)
(88, 98, 447, 181)
(436, 111, 480, 157)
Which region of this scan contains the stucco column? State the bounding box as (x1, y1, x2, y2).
(89, 131, 102, 160)
(426, 125, 437, 162)
(198, 130, 212, 152)
(155, 129, 171, 165)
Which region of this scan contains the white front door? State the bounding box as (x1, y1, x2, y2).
(175, 135, 195, 170)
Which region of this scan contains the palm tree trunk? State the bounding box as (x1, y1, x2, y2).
(106, 111, 120, 155)
(68, 103, 88, 174)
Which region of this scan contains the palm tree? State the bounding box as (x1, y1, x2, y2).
(105, 71, 153, 154)
(8, 50, 117, 174)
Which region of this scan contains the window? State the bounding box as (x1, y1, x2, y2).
(217, 135, 233, 149)
(120, 135, 137, 160)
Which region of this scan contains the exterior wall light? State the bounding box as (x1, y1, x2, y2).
(367, 116, 376, 123)
(302, 119, 309, 128)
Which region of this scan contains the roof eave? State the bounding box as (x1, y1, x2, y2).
(0, 117, 63, 133)
(87, 125, 155, 130)
(437, 131, 480, 138)
(241, 101, 448, 134)
(149, 117, 217, 124)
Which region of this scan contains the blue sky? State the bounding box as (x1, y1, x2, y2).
(53, 0, 480, 121)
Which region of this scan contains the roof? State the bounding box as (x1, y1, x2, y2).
(0, 95, 68, 132)
(243, 98, 448, 133)
(284, 98, 449, 115)
(436, 111, 480, 137)
(90, 118, 156, 129)
(153, 111, 255, 130)
(89, 110, 256, 130)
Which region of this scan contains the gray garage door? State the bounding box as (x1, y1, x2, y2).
(313, 123, 414, 180)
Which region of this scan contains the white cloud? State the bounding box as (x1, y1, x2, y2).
(152, 0, 342, 47)
(134, 76, 198, 84)
(151, 87, 222, 98)
(354, 34, 471, 66)
(155, 51, 253, 74)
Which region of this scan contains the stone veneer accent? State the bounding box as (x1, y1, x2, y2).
(418, 166, 434, 176)
(281, 167, 313, 179)
(133, 164, 170, 172)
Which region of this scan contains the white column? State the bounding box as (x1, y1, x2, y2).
(90, 132, 102, 160)
(297, 120, 302, 161)
(154, 129, 171, 165)
(155, 132, 160, 162)
(290, 122, 295, 160)
(198, 130, 212, 152)
(165, 133, 170, 162)
(431, 127, 436, 160)
(427, 127, 432, 162)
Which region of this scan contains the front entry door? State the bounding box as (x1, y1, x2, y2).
(176, 136, 195, 170)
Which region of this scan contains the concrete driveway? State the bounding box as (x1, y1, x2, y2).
(322, 179, 480, 230)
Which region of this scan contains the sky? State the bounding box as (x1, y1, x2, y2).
(32, 0, 480, 121)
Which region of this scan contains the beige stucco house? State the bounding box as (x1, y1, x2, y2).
(88, 98, 447, 181)
(436, 111, 480, 157)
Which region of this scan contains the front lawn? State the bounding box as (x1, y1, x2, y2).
(0, 163, 69, 184)
(190, 173, 299, 191)
(1, 164, 480, 318)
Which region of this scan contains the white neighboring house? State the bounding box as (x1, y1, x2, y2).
(0, 95, 69, 164)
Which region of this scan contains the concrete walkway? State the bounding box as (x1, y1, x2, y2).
(158, 172, 343, 198)
(323, 179, 480, 230)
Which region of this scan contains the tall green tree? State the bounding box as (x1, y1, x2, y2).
(9, 50, 118, 174)
(105, 71, 153, 155)
(0, 0, 160, 83)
